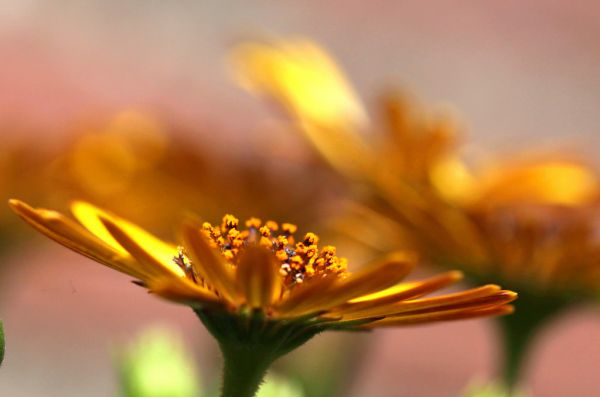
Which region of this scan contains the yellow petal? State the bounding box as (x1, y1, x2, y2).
(180, 220, 239, 304)
(8, 199, 147, 280)
(235, 245, 283, 309)
(430, 155, 476, 204)
(232, 39, 367, 130)
(71, 201, 180, 274)
(472, 161, 598, 207)
(231, 39, 372, 178)
(349, 270, 463, 304)
(99, 214, 185, 278)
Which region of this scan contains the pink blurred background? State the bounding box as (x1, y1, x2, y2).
(2, 1, 600, 396)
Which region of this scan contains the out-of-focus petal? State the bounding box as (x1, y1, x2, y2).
(472, 161, 598, 208)
(232, 39, 373, 177)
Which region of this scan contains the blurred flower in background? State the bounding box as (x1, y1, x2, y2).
(232, 37, 600, 392)
(46, 110, 335, 231)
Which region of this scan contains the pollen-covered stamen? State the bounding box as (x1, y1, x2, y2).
(173, 246, 198, 283)
(200, 214, 349, 288)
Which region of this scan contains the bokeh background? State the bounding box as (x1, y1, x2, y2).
(1, 1, 600, 396)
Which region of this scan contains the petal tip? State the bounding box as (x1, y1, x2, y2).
(8, 198, 23, 207)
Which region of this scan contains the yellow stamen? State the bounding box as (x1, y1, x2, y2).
(197, 215, 348, 288)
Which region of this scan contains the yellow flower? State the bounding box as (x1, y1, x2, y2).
(10, 199, 515, 326)
(9, 199, 516, 396)
(47, 110, 333, 234)
(11, 198, 517, 393)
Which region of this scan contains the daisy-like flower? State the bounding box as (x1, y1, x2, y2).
(48, 110, 328, 233)
(232, 38, 600, 294)
(231, 37, 600, 391)
(10, 199, 515, 397)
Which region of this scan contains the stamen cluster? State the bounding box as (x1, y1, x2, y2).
(198, 214, 348, 286)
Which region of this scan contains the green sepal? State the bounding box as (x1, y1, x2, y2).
(195, 308, 326, 397)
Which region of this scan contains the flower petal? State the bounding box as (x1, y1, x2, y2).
(349, 270, 463, 304)
(99, 214, 185, 278)
(280, 252, 414, 317)
(180, 220, 239, 304)
(71, 201, 180, 274)
(235, 245, 283, 309)
(9, 199, 151, 279)
(364, 304, 515, 327)
(147, 277, 221, 308)
(340, 286, 516, 321)
(275, 275, 338, 316)
(231, 39, 373, 178)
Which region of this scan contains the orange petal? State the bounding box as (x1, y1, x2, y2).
(281, 252, 414, 317)
(275, 275, 338, 316)
(147, 277, 221, 308)
(180, 220, 238, 304)
(349, 270, 463, 305)
(235, 245, 283, 309)
(9, 199, 147, 280)
(399, 290, 518, 315)
(341, 287, 516, 321)
(364, 304, 515, 327)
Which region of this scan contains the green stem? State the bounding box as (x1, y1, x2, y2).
(194, 309, 319, 397)
(219, 343, 274, 397)
(496, 291, 570, 393)
(0, 320, 4, 366)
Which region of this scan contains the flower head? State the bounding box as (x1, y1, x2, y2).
(10, 199, 516, 396)
(10, 199, 515, 329)
(232, 38, 600, 297)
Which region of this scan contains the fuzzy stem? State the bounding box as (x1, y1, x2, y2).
(194, 308, 320, 397)
(219, 343, 275, 397)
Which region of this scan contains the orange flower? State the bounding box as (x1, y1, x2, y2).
(9, 199, 515, 328)
(232, 38, 600, 296)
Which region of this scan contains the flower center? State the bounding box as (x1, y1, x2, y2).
(178, 214, 348, 287)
